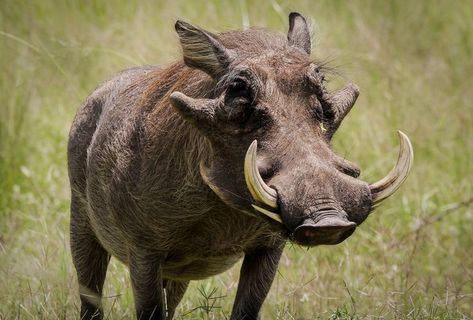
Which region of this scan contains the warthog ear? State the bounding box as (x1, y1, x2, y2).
(175, 20, 233, 77)
(287, 12, 311, 54)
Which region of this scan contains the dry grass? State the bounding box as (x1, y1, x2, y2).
(1, 1, 472, 319)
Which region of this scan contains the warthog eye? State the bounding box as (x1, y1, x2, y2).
(310, 97, 327, 121)
(311, 98, 332, 133)
(313, 102, 324, 121)
(226, 78, 252, 102)
(221, 78, 255, 124)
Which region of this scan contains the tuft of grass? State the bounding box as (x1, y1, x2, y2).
(1, 0, 472, 319)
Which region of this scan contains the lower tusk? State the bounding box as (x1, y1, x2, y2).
(370, 131, 414, 205)
(252, 205, 283, 224)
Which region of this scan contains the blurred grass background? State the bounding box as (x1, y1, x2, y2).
(1, 0, 472, 319)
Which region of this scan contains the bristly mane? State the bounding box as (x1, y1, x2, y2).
(219, 28, 287, 53)
(133, 28, 290, 187)
(143, 27, 289, 102)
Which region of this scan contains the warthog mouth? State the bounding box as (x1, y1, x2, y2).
(244, 131, 414, 239)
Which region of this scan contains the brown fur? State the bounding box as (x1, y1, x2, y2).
(68, 13, 372, 320)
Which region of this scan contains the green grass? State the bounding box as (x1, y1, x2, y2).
(1, 0, 472, 319)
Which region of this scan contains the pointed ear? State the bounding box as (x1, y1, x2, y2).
(175, 20, 233, 77)
(287, 12, 311, 54)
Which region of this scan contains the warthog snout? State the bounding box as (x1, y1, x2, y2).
(243, 132, 413, 246)
(293, 214, 357, 246)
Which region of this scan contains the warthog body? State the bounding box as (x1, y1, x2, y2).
(68, 12, 412, 319)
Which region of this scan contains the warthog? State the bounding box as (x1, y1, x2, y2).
(68, 12, 413, 320)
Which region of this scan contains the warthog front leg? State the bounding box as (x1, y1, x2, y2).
(230, 244, 284, 320)
(129, 252, 166, 320)
(70, 196, 111, 320)
(163, 279, 189, 319)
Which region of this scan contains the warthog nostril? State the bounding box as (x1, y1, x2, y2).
(293, 215, 356, 246)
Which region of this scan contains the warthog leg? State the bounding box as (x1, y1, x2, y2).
(129, 252, 166, 319)
(163, 279, 189, 320)
(70, 195, 111, 320)
(230, 244, 284, 320)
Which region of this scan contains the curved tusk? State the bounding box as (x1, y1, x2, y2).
(370, 131, 414, 205)
(252, 205, 283, 224)
(244, 140, 278, 209)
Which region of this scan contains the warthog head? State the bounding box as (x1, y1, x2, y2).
(170, 13, 413, 246)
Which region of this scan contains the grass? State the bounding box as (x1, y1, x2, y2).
(1, 0, 472, 319)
